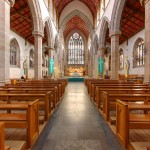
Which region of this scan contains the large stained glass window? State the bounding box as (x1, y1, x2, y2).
(68, 33, 84, 65)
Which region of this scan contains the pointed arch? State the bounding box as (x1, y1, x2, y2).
(27, 0, 43, 34)
(43, 17, 54, 48)
(99, 17, 110, 49)
(59, 10, 93, 37)
(110, 0, 125, 33)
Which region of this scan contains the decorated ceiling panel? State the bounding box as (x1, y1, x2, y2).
(63, 15, 89, 39)
(120, 0, 145, 44)
(54, 0, 99, 18)
(10, 0, 34, 44)
(105, 0, 145, 44)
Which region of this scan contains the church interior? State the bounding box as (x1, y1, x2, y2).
(0, 0, 150, 150)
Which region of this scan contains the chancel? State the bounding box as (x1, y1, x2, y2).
(0, 0, 150, 150)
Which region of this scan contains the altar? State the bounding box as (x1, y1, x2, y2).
(68, 77, 84, 82)
(65, 66, 85, 77)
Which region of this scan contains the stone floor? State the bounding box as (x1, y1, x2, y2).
(31, 82, 125, 150)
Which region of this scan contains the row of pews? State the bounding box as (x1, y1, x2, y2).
(85, 78, 150, 150)
(0, 78, 68, 150)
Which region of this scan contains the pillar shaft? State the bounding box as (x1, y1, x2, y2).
(0, 0, 12, 82)
(110, 34, 120, 80)
(144, 0, 150, 83)
(33, 33, 43, 80)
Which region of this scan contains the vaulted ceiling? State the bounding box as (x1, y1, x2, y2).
(54, 0, 99, 18)
(63, 16, 89, 39)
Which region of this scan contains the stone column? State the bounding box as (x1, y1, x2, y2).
(143, 0, 150, 83)
(110, 31, 120, 80)
(33, 31, 43, 80)
(0, 0, 14, 83)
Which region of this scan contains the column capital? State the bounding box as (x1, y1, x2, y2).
(32, 31, 43, 37)
(46, 46, 54, 51)
(98, 47, 106, 51)
(5, 0, 15, 7)
(139, 0, 150, 5)
(109, 31, 121, 37)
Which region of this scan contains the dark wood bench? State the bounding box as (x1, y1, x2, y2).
(0, 99, 39, 148)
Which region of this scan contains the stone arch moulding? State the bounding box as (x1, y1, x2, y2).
(27, 0, 43, 35)
(110, 0, 126, 33)
(99, 16, 110, 50)
(9, 0, 15, 7)
(43, 17, 54, 48)
(59, 10, 93, 37)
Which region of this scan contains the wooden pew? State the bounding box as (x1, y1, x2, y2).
(15, 81, 64, 96)
(0, 122, 10, 150)
(94, 86, 150, 105)
(101, 92, 150, 121)
(96, 88, 150, 109)
(0, 93, 51, 121)
(0, 99, 39, 148)
(0, 88, 58, 109)
(4, 84, 62, 101)
(116, 99, 150, 149)
(90, 84, 149, 99)
(147, 146, 150, 150)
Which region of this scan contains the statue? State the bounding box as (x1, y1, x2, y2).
(124, 56, 130, 78)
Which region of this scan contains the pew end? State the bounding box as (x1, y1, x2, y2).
(116, 99, 129, 148)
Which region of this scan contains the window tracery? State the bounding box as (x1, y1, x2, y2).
(67, 33, 84, 65)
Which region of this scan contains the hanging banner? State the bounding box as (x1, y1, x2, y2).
(98, 58, 104, 75)
(49, 58, 54, 74)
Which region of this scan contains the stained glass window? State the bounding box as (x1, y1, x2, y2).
(133, 39, 144, 67)
(67, 33, 84, 65)
(136, 40, 144, 66)
(10, 39, 20, 67)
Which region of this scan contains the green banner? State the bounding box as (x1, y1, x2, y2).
(49, 58, 54, 74)
(98, 58, 104, 74)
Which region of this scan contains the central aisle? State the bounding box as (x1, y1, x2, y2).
(32, 82, 124, 150)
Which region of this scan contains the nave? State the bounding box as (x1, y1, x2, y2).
(31, 82, 124, 150)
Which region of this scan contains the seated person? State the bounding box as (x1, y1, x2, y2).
(21, 76, 25, 79)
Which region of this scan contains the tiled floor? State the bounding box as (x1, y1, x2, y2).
(31, 82, 125, 150)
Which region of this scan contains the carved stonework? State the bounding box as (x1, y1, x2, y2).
(7, 0, 15, 7)
(140, 0, 150, 5)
